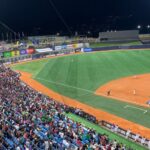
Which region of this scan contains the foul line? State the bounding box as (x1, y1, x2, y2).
(33, 60, 51, 78)
(36, 77, 94, 94)
(124, 105, 148, 114)
(97, 92, 149, 108)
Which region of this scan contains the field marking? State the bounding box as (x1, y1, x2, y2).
(33, 59, 51, 78)
(124, 105, 148, 114)
(36, 77, 94, 94)
(98, 92, 149, 108)
(76, 92, 93, 98)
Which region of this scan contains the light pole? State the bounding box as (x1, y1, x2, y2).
(137, 25, 141, 29)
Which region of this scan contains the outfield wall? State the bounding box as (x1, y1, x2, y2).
(1, 44, 150, 63)
(0, 43, 88, 60)
(0, 49, 75, 64)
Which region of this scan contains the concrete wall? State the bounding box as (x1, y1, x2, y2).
(99, 30, 139, 42)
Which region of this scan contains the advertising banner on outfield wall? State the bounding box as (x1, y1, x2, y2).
(36, 48, 53, 53)
(27, 48, 35, 54)
(20, 49, 27, 55)
(83, 48, 93, 52)
(54, 43, 87, 51)
(11, 50, 20, 57)
(3, 51, 11, 58)
(55, 46, 62, 51)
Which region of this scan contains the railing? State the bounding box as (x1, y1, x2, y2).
(100, 120, 149, 149)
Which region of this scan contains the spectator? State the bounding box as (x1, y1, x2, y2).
(134, 133, 140, 142)
(126, 129, 131, 139)
(148, 140, 150, 149)
(141, 137, 145, 145)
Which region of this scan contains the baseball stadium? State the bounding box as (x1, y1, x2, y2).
(1, 0, 150, 149)
(0, 29, 150, 149)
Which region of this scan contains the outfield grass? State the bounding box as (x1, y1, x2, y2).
(67, 113, 147, 150)
(12, 50, 150, 128)
(90, 41, 142, 48)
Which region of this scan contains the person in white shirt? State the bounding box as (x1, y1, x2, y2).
(45, 140, 50, 150)
(141, 137, 145, 145)
(147, 140, 150, 149)
(134, 133, 140, 142)
(114, 125, 118, 133)
(126, 129, 131, 138)
(16, 146, 21, 150)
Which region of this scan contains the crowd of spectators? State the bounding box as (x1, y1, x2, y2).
(0, 64, 138, 149)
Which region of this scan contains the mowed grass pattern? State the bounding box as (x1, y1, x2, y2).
(12, 50, 150, 128)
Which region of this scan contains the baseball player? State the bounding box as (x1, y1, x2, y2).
(107, 90, 111, 96)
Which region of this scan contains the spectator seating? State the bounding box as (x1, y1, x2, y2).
(0, 64, 139, 149)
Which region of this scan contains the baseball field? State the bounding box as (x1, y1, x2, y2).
(12, 49, 150, 140)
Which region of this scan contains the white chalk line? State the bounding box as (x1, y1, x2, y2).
(76, 92, 93, 98)
(124, 105, 148, 114)
(36, 77, 94, 99)
(33, 59, 51, 78)
(36, 77, 94, 94)
(98, 92, 148, 108)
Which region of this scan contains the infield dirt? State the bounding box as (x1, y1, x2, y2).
(96, 74, 150, 107)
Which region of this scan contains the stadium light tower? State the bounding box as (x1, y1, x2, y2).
(147, 25, 150, 29)
(137, 25, 141, 29)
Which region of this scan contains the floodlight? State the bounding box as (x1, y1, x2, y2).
(137, 25, 141, 29)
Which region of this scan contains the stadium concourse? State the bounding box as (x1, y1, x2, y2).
(0, 64, 136, 150)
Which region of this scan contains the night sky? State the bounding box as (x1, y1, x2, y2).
(0, 0, 150, 35)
